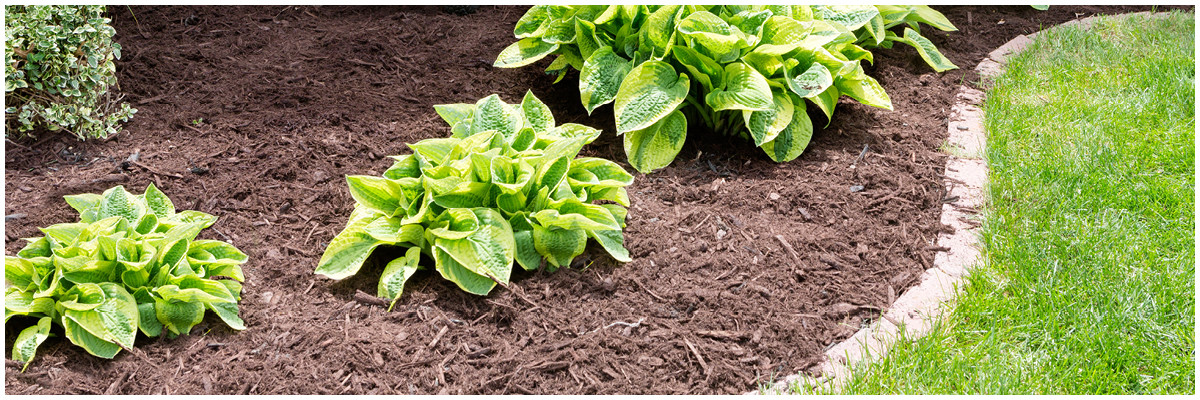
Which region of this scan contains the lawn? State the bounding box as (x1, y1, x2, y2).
(826, 10, 1195, 395)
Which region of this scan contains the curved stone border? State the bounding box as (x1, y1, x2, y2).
(748, 11, 1175, 395)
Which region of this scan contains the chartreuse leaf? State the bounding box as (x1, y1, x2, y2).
(580, 46, 633, 115)
(142, 183, 175, 219)
(471, 94, 524, 138)
(154, 297, 204, 336)
(743, 89, 795, 146)
(513, 5, 552, 38)
(533, 225, 587, 268)
(99, 185, 144, 223)
(588, 230, 631, 263)
(614, 61, 690, 134)
(521, 90, 555, 133)
(638, 5, 682, 60)
(323, 92, 633, 300)
(6, 256, 37, 290)
(907, 5, 957, 32)
(624, 109, 687, 173)
(706, 62, 773, 112)
(494, 36, 559, 68)
(836, 73, 892, 110)
(893, 27, 958, 72)
(13, 317, 52, 370)
(433, 103, 475, 128)
(677, 11, 746, 64)
(378, 247, 423, 309)
(671, 45, 723, 92)
(814, 5, 880, 31)
(784, 61, 834, 98)
(761, 94, 814, 162)
(346, 175, 404, 217)
(58, 282, 138, 358)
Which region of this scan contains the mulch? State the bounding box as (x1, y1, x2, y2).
(4, 5, 1188, 395)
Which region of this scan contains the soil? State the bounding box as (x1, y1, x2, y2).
(5, 5, 1190, 395)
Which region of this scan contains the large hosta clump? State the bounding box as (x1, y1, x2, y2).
(316, 92, 633, 306)
(5, 184, 247, 368)
(494, 5, 957, 173)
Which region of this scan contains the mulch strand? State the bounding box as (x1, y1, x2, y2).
(5, 5, 1188, 395)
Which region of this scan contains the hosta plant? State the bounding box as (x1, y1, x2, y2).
(494, 5, 956, 173)
(316, 92, 633, 307)
(5, 184, 247, 368)
(829, 5, 958, 72)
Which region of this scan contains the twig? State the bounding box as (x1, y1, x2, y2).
(428, 325, 449, 349)
(589, 317, 646, 334)
(130, 160, 183, 178)
(632, 278, 667, 302)
(683, 338, 711, 376)
(483, 274, 542, 311)
(774, 235, 802, 263)
(353, 290, 389, 307)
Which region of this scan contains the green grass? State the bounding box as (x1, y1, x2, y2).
(809, 11, 1195, 394)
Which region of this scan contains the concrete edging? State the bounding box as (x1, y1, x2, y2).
(748, 11, 1177, 395)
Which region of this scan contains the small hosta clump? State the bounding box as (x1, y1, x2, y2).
(316, 91, 633, 306)
(5, 184, 247, 368)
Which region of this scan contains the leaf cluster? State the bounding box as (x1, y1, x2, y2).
(4, 5, 137, 140)
(316, 92, 632, 305)
(494, 5, 956, 173)
(6, 185, 247, 368)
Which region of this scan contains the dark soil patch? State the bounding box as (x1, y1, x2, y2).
(5, 5, 1189, 395)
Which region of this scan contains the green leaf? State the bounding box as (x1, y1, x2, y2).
(136, 300, 163, 337)
(742, 89, 795, 146)
(433, 103, 475, 128)
(513, 5, 552, 38)
(62, 313, 121, 358)
(809, 84, 839, 125)
(761, 95, 814, 162)
(63, 192, 102, 215)
(533, 199, 622, 232)
(677, 11, 747, 64)
(814, 5, 880, 31)
(533, 225, 587, 268)
(471, 94, 523, 139)
(142, 183, 176, 219)
(315, 217, 389, 280)
(783, 61, 834, 98)
(908, 5, 958, 31)
(154, 297, 205, 336)
(614, 60, 689, 134)
(836, 74, 892, 110)
(346, 175, 404, 217)
(99, 185, 144, 223)
(433, 246, 497, 295)
(588, 230, 631, 263)
(378, 247, 423, 308)
(862, 13, 886, 46)
(574, 19, 602, 60)
(494, 36, 559, 68)
(623, 109, 687, 174)
(432, 181, 492, 209)
(13, 317, 52, 368)
(755, 16, 812, 56)
(205, 301, 245, 331)
(706, 62, 773, 112)
(434, 209, 515, 284)
(521, 90, 555, 132)
(40, 222, 87, 247)
(671, 45, 724, 92)
(579, 46, 632, 115)
(638, 4, 682, 60)
(512, 230, 542, 271)
(6, 256, 37, 290)
(896, 27, 958, 72)
(546, 123, 603, 145)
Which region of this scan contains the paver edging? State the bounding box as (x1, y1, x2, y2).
(746, 11, 1176, 395)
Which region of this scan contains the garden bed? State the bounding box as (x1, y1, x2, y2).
(4, 5, 1180, 395)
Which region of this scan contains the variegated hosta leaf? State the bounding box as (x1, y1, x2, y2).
(521, 90, 555, 133)
(614, 60, 690, 134)
(813, 5, 880, 31)
(677, 11, 747, 64)
(532, 225, 587, 268)
(835, 74, 892, 110)
(580, 46, 632, 115)
(761, 95, 814, 162)
(494, 36, 559, 68)
(895, 28, 958, 72)
(378, 247, 423, 309)
(671, 45, 723, 93)
(742, 90, 795, 146)
(638, 4, 683, 60)
(623, 109, 687, 174)
(784, 61, 834, 98)
(12, 317, 52, 369)
(433, 103, 475, 128)
(471, 94, 523, 138)
(705, 62, 773, 112)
